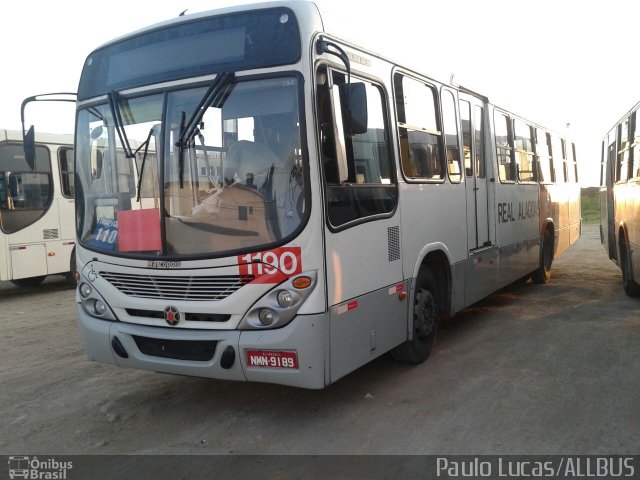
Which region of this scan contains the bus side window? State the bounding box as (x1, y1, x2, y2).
(317, 70, 340, 184)
(514, 119, 535, 182)
(441, 89, 461, 182)
(494, 111, 515, 182)
(59, 147, 75, 198)
(617, 116, 632, 182)
(460, 100, 472, 177)
(535, 129, 552, 183)
(550, 135, 565, 183)
(394, 74, 443, 181)
(317, 67, 397, 228)
(565, 139, 576, 183)
(474, 106, 485, 178)
(632, 111, 640, 179)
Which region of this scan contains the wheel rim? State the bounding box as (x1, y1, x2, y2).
(414, 288, 437, 340)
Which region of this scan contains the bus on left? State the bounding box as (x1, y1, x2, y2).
(0, 128, 75, 286)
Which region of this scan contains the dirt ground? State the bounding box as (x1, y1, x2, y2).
(1, 224, 638, 455)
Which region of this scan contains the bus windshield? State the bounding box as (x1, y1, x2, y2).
(76, 75, 307, 258)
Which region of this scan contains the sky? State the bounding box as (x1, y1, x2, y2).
(2, 0, 639, 187)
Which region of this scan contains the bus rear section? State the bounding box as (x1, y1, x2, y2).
(0, 129, 75, 286)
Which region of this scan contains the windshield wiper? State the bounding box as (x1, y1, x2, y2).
(108, 91, 134, 159)
(134, 126, 157, 202)
(177, 71, 235, 147)
(176, 71, 235, 188)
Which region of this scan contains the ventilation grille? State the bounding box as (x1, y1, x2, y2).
(43, 228, 59, 240)
(388, 226, 400, 262)
(100, 272, 254, 301)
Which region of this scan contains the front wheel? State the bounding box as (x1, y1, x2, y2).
(620, 237, 640, 297)
(391, 268, 439, 364)
(532, 231, 553, 284)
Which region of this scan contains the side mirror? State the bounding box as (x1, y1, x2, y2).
(339, 83, 368, 135)
(24, 126, 36, 171)
(20, 91, 77, 171)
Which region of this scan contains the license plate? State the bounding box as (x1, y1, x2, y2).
(246, 349, 298, 369)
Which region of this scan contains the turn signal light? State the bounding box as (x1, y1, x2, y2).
(292, 276, 312, 289)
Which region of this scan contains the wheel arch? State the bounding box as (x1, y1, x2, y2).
(411, 243, 453, 317)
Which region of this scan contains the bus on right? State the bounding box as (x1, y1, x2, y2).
(600, 100, 640, 296)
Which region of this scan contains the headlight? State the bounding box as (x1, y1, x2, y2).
(258, 308, 276, 326)
(94, 300, 108, 316)
(276, 290, 294, 308)
(78, 271, 117, 321)
(239, 271, 318, 330)
(79, 282, 92, 298)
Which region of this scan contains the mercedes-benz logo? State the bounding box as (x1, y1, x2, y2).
(164, 306, 180, 326)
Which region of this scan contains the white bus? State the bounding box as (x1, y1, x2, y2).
(600, 100, 640, 296)
(0, 129, 75, 286)
(73, 1, 581, 388)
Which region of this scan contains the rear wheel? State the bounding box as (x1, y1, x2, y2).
(391, 268, 439, 364)
(11, 275, 46, 287)
(620, 237, 640, 297)
(532, 230, 553, 284)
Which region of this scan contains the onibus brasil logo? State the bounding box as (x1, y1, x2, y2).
(8, 456, 72, 479)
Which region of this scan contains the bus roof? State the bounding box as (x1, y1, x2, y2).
(89, 1, 323, 53)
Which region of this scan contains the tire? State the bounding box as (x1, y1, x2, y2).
(532, 231, 553, 284)
(620, 237, 640, 297)
(391, 268, 440, 364)
(65, 247, 77, 286)
(11, 275, 46, 287)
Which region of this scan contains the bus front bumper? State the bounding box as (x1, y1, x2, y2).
(77, 307, 328, 389)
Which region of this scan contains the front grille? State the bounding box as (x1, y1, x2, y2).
(126, 308, 230, 322)
(100, 272, 254, 301)
(132, 335, 217, 361)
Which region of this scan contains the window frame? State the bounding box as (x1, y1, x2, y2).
(550, 134, 566, 184)
(440, 87, 462, 184)
(535, 128, 554, 185)
(393, 71, 445, 184)
(494, 109, 516, 184)
(460, 99, 473, 177)
(473, 105, 486, 180)
(58, 146, 75, 198)
(616, 116, 631, 183)
(0, 141, 54, 234)
(628, 111, 640, 181)
(317, 64, 398, 233)
(513, 118, 537, 183)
